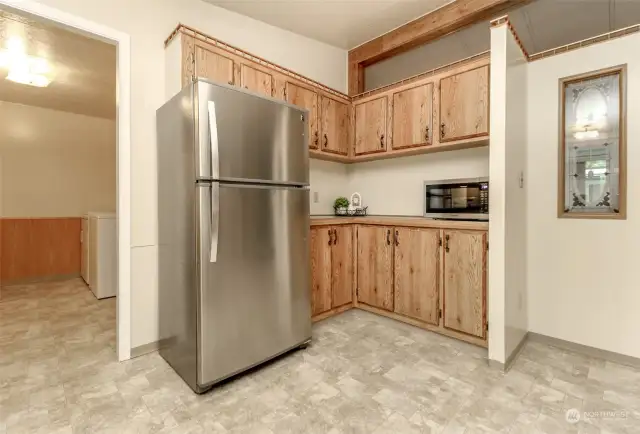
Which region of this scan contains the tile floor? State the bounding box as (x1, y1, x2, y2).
(1, 278, 639, 433)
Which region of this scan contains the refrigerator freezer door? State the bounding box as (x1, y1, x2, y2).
(196, 80, 309, 185)
(196, 182, 311, 388)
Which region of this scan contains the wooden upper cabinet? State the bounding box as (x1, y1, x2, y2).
(310, 227, 332, 316)
(194, 43, 235, 85)
(393, 228, 440, 325)
(354, 96, 388, 156)
(439, 66, 489, 142)
(442, 230, 486, 338)
(356, 225, 393, 311)
(320, 96, 349, 156)
(181, 34, 196, 88)
(331, 226, 353, 308)
(285, 82, 319, 149)
(392, 83, 433, 149)
(241, 63, 273, 97)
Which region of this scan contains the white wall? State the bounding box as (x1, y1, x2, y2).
(488, 24, 529, 365)
(488, 25, 508, 364)
(347, 148, 489, 215)
(503, 30, 528, 361)
(28, 0, 346, 347)
(526, 34, 640, 359)
(0, 101, 116, 217)
(309, 159, 349, 215)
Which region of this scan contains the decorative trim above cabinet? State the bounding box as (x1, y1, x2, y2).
(166, 24, 349, 100)
(165, 24, 489, 165)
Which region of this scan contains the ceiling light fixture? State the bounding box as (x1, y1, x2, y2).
(0, 36, 53, 88)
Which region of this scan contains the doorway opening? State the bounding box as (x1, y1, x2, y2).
(0, 0, 131, 362)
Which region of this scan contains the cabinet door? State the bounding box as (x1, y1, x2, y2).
(310, 227, 332, 316)
(354, 96, 387, 155)
(356, 226, 394, 311)
(241, 63, 273, 97)
(331, 226, 353, 307)
(392, 83, 433, 149)
(194, 43, 235, 85)
(181, 34, 195, 88)
(320, 96, 349, 155)
(442, 230, 486, 338)
(393, 228, 440, 324)
(439, 66, 489, 142)
(286, 82, 319, 149)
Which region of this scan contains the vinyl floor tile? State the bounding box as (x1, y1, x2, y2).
(1, 279, 639, 433)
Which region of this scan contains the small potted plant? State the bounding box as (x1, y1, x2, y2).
(333, 197, 350, 216)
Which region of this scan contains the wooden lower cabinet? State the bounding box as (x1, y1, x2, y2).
(442, 230, 487, 338)
(310, 227, 332, 316)
(393, 227, 440, 325)
(356, 226, 394, 310)
(311, 223, 487, 347)
(331, 225, 353, 308)
(310, 226, 353, 319)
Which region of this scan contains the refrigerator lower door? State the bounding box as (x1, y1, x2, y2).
(196, 182, 311, 388)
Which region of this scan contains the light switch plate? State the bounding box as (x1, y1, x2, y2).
(313, 191, 319, 203)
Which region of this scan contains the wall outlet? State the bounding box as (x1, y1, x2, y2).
(313, 191, 319, 203)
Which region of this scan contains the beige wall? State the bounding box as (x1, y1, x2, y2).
(347, 148, 489, 216)
(0, 101, 116, 217)
(526, 33, 640, 359)
(28, 0, 347, 348)
(488, 25, 529, 365)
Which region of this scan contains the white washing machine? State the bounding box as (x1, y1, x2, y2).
(87, 212, 116, 299)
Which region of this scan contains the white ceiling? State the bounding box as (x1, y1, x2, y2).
(204, 0, 454, 49)
(0, 9, 116, 119)
(365, 0, 640, 90)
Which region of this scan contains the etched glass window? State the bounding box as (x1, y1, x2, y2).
(560, 67, 626, 219)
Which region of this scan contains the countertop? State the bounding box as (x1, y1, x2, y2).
(310, 216, 488, 231)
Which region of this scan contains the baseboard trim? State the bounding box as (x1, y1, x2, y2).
(502, 333, 529, 372)
(528, 332, 640, 369)
(131, 340, 160, 358)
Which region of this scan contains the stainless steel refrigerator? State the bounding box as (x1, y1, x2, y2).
(156, 79, 311, 394)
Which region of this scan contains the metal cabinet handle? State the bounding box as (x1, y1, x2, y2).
(386, 229, 391, 245)
(394, 230, 399, 246)
(380, 134, 385, 148)
(323, 133, 328, 148)
(445, 234, 450, 253)
(333, 229, 338, 245)
(328, 229, 332, 246)
(440, 123, 445, 139)
(314, 131, 319, 147)
(425, 126, 430, 142)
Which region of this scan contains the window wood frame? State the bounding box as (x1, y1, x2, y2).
(557, 64, 627, 220)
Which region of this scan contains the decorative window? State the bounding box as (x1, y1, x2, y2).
(559, 65, 626, 219)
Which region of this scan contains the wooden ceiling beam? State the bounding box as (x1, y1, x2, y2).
(347, 0, 531, 95)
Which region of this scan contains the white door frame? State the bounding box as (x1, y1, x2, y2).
(0, 0, 132, 361)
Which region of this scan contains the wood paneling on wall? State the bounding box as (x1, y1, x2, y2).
(1, 218, 82, 284)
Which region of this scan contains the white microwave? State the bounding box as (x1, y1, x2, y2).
(424, 177, 489, 221)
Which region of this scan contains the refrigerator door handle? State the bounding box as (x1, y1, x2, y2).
(207, 101, 220, 180)
(210, 183, 219, 263)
